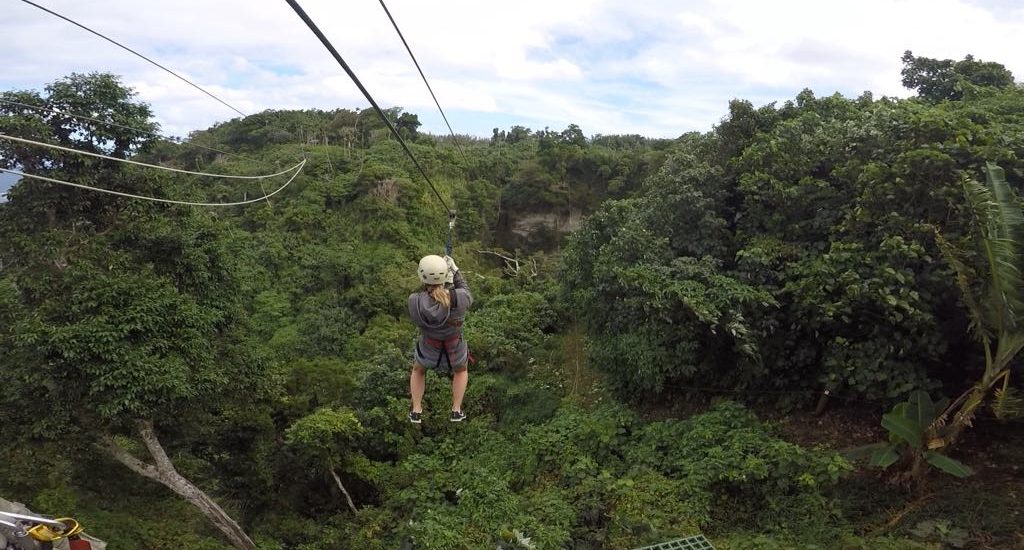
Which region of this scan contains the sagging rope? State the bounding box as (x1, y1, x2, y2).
(0, 134, 302, 180)
(0, 160, 305, 207)
(0, 98, 259, 164)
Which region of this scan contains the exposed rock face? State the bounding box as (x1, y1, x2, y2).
(508, 207, 584, 238)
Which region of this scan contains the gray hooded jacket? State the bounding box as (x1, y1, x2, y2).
(408, 270, 472, 369)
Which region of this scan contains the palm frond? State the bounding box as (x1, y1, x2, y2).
(987, 237, 1024, 329)
(934, 228, 989, 341)
(994, 332, 1024, 370)
(992, 387, 1024, 420)
(982, 164, 1024, 330)
(962, 175, 998, 230)
(960, 166, 1024, 334)
(987, 163, 1024, 243)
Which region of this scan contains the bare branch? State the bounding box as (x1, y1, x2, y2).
(137, 419, 178, 476)
(101, 429, 257, 550)
(476, 249, 537, 279)
(329, 467, 359, 515)
(98, 435, 160, 482)
(476, 249, 518, 263)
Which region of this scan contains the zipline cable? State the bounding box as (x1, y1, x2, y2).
(8, 3, 302, 208)
(0, 133, 303, 180)
(0, 98, 258, 163)
(283, 0, 454, 217)
(0, 160, 305, 207)
(376, 0, 468, 163)
(376, 0, 462, 253)
(17, 0, 247, 118)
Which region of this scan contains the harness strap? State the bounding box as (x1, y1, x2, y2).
(424, 335, 462, 349)
(424, 334, 462, 371)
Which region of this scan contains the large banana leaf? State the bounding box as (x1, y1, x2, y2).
(869, 445, 900, 469)
(904, 390, 937, 428)
(882, 411, 923, 448)
(843, 442, 889, 461)
(925, 451, 975, 478)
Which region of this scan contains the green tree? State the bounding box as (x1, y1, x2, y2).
(506, 125, 532, 144)
(562, 57, 1024, 404)
(0, 74, 264, 550)
(0, 72, 160, 228)
(396, 111, 421, 140)
(901, 51, 1015, 102)
(562, 192, 774, 395)
(285, 407, 365, 515)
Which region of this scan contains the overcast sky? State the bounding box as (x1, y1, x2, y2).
(1, 0, 1023, 141)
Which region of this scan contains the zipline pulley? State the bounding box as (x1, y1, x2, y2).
(445, 210, 456, 257)
(0, 510, 90, 550)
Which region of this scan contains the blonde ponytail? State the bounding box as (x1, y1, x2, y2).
(428, 285, 451, 308)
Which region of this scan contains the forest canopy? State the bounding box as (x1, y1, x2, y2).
(1, 52, 1022, 550)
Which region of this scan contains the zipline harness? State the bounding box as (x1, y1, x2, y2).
(421, 287, 464, 374)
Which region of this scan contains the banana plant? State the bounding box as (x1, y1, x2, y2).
(933, 162, 1024, 447)
(862, 162, 1022, 492)
(866, 390, 974, 492)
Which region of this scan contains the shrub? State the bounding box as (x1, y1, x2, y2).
(464, 292, 554, 370)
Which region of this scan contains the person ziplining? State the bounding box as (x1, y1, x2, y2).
(408, 254, 472, 423)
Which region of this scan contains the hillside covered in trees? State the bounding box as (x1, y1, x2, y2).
(1, 52, 1022, 550)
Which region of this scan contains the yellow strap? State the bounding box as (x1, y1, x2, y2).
(27, 518, 82, 541)
(57, 518, 84, 537)
(27, 524, 60, 542)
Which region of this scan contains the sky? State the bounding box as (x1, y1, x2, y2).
(1, 0, 1023, 145)
(0, 172, 15, 201)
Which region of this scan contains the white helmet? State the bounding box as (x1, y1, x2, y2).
(418, 255, 448, 285)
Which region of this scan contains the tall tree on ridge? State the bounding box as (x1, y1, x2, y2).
(0, 73, 265, 550)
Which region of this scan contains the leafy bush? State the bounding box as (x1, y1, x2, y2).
(327, 400, 847, 550)
(464, 292, 554, 370)
(563, 82, 1024, 406)
(627, 402, 851, 529)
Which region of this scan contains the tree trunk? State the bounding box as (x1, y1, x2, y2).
(938, 335, 1017, 450)
(910, 453, 928, 496)
(329, 467, 359, 515)
(100, 420, 256, 550)
(813, 390, 830, 416)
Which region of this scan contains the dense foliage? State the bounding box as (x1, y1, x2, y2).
(564, 67, 1024, 406)
(1, 53, 1022, 550)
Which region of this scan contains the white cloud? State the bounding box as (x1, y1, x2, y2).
(1, 0, 1023, 139)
